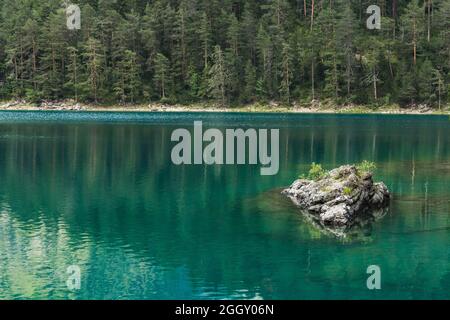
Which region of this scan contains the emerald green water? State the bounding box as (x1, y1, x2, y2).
(0, 112, 448, 300)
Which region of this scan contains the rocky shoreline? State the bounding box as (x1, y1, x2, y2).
(0, 100, 447, 114)
(282, 165, 390, 237)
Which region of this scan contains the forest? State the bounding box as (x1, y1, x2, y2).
(0, 0, 449, 108)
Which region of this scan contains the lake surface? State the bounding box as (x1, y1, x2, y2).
(0, 111, 448, 300)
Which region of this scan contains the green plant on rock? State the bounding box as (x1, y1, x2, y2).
(356, 160, 377, 175)
(300, 162, 327, 181)
(343, 186, 353, 196)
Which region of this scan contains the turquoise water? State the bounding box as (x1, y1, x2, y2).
(0, 111, 448, 300)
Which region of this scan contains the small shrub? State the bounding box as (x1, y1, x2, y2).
(356, 160, 377, 175)
(25, 88, 43, 105)
(343, 187, 353, 196)
(299, 162, 327, 181)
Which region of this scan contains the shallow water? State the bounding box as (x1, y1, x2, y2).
(0, 112, 448, 300)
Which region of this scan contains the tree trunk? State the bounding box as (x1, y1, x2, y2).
(346, 56, 351, 95)
(180, 10, 187, 79)
(427, 0, 432, 42)
(286, 61, 290, 104)
(438, 80, 441, 111)
(32, 39, 37, 90)
(413, 16, 417, 65)
(73, 52, 78, 102)
(204, 43, 208, 70)
(311, 58, 315, 100)
(333, 55, 338, 99)
(277, 0, 281, 26)
(373, 68, 377, 100)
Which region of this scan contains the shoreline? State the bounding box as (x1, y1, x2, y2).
(1, 101, 449, 116)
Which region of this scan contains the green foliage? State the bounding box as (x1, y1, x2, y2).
(0, 0, 448, 107)
(356, 160, 377, 175)
(300, 160, 377, 181)
(300, 162, 327, 181)
(154, 53, 171, 100)
(343, 187, 353, 196)
(24, 88, 42, 104)
(208, 46, 229, 106)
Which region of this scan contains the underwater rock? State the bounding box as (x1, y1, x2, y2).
(282, 165, 390, 236)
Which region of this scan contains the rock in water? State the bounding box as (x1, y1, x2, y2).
(282, 165, 390, 236)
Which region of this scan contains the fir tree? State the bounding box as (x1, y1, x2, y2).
(83, 37, 105, 103)
(208, 45, 229, 105)
(154, 52, 170, 100)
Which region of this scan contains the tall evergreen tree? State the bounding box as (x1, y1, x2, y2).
(65, 46, 80, 101)
(83, 37, 105, 102)
(154, 52, 170, 100)
(401, 0, 425, 66)
(279, 41, 293, 104)
(208, 45, 229, 105)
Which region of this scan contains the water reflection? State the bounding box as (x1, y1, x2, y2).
(0, 114, 448, 299)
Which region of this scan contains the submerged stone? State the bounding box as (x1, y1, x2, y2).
(282, 165, 390, 237)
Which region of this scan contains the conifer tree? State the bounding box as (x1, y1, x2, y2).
(243, 60, 257, 103)
(208, 45, 229, 105)
(83, 37, 105, 103)
(154, 53, 170, 100)
(66, 46, 80, 101)
(39, 11, 68, 99)
(198, 12, 212, 71)
(336, 2, 358, 98)
(401, 0, 425, 66)
(279, 41, 293, 104)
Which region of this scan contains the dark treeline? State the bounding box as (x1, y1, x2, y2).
(0, 0, 449, 107)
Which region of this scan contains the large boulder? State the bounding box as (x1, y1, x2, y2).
(282, 165, 390, 236)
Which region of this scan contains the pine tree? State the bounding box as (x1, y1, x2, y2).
(279, 41, 293, 104)
(432, 68, 445, 110)
(243, 60, 257, 102)
(241, 3, 257, 63)
(336, 2, 358, 98)
(262, 0, 290, 28)
(173, 4, 189, 83)
(227, 14, 240, 57)
(256, 23, 273, 99)
(401, 0, 425, 66)
(187, 64, 201, 100)
(154, 53, 170, 100)
(298, 26, 320, 101)
(317, 6, 339, 99)
(198, 12, 212, 71)
(361, 36, 385, 102)
(435, 0, 450, 70)
(20, 18, 40, 97)
(114, 50, 140, 103)
(226, 13, 242, 102)
(417, 59, 435, 104)
(39, 10, 68, 99)
(83, 37, 105, 103)
(208, 45, 229, 106)
(140, 3, 158, 63)
(66, 46, 80, 101)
